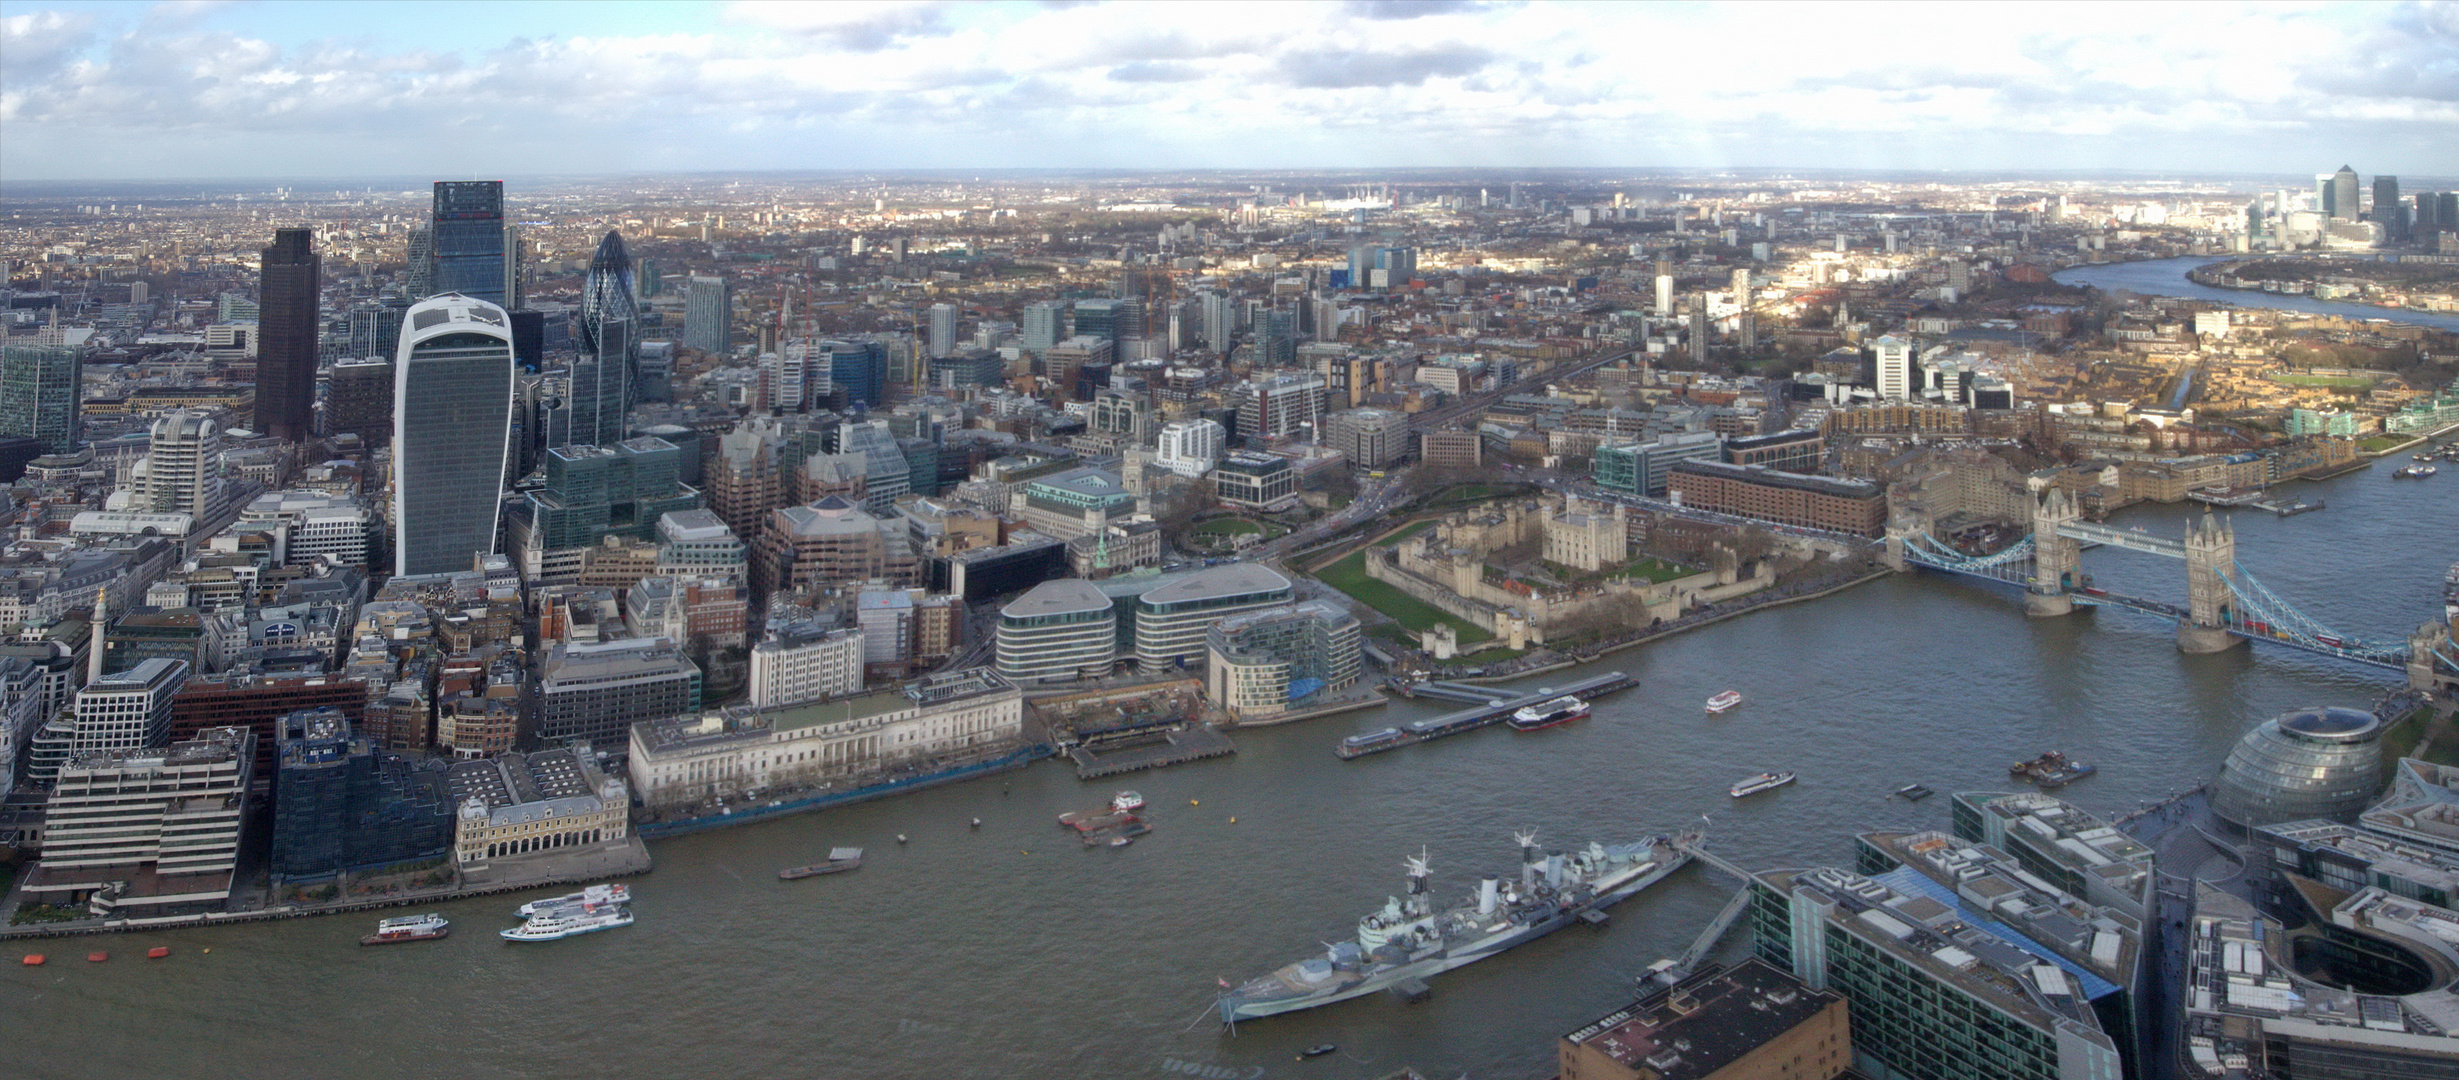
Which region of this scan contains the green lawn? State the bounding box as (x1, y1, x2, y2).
(1314, 550, 1494, 642)
(2269, 374, 2377, 389)
(2359, 435, 2408, 454)
(1191, 518, 1263, 538)
(1612, 558, 1692, 584)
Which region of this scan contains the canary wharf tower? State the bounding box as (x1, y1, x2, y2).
(393, 294, 516, 576)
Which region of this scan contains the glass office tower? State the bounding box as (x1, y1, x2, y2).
(0, 342, 82, 454)
(429, 181, 510, 308)
(255, 228, 320, 441)
(555, 230, 638, 448)
(393, 294, 515, 576)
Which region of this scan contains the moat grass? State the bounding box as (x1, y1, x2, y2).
(1313, 549, 1493, 643)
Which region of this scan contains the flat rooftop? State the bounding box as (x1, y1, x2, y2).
(1001, 579, 1113, 619)
(1562, 959, 1839, 1080)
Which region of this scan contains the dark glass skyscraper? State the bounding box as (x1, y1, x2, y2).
(393, 294, 515, 576)
(828, 340, 886, 408)
(429, 181, 510, 308)
(0, 343, 81, 454)
(255, 228, 319, 441)
(2373, 175, 2402, 238)
(553, 231, 638, 448)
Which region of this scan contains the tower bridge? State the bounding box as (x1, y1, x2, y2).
(1883, 490, 2458, 690)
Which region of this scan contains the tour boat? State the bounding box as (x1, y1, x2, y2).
(1729, 771, 1797, 798)
(1508, 695, 1590, 732)
(1705, 691, 1743, 713)
(362, 913, 451, 945)
(515, 883, 629, 918)
(500, 905, 634, 942)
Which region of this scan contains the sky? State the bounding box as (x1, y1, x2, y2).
(1, 0, 2455, 183)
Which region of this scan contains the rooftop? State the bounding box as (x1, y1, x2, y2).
(1001, 579, 1113, 619)
(1134, 563, 1292, 607)
(1562, 960, 1840, 1080)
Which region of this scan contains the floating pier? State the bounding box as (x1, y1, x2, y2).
(1070, 724, 1236, 779)
(1336, 672, 1638, 760)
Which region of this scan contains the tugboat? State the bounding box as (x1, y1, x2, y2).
(515, 883, 629, 918)
(1216, 831, 1696, 1022)
(1509, 695, 1590, 732)
(778, 847, 865, 880)
(1705, 690, 1743, 714)
(1729, 771, 1796, 798)
(360, 913, 450, 946)
(500, 904, 634, 942)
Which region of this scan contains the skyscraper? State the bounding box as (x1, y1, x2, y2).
(2373, 175, 2403, 238)
(255, 228, 319, 441)
(559, 231, 639, 448)
(0, 343, 81, 454)
(428, 181, 510, 307)
(685, 275, 732, 354)
(129, 412, 222, 516)
(1022, 301, 1061, 353)
(392, 294, 515, 577)
(928, 303, 957, 359)
(829, 340, 887, 409)
(2330, 165, 2360, 221)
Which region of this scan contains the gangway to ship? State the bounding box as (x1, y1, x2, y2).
(1410, 681, 1518, 704)
(1338, 672, 1638, 760)
(1655, 887, 1756, 985)
(1672, 835, 1756, 884)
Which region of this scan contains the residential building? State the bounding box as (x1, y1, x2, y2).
(1241, 373, 1327, 442)
(392, 293, 516, 576)
(1874, 335, 1915, 400)
(1204, 600, 1362, 721)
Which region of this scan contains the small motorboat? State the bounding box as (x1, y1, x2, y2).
(20, 955, 43, 966)
(1300, 1043, 1337, 1059)
(146, 947, 171, 959)
(1111, 791, 1145, 813)
(779, 848, 865, 880)
(969, 817, 982, 829)
(86, 952, 108, 963)
(896, 834, 908, 844)
(1706, 690, 1743, 713)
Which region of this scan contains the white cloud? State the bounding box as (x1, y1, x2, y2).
(1, 0, 2453, 180)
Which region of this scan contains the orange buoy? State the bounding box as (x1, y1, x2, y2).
(86, 951, 108, 963)
(20, 954, 42, 966)
(146, 947, 170, 959)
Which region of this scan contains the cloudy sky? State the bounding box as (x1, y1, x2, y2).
(3, 0, 2454, 182)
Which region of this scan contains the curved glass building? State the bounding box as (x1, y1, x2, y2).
(552, 231, 638, 449)
(393, 294, 515, 576)
(995, 580, 1116, 684)
(2213, 706, 2385, 829)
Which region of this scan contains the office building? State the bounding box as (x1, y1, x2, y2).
(1241, 373, 1327, 442)
(559, 230, 639, 448)
(628, 669, 1023, 810)
(656, 508, 749, 574)
(753, 496, 921, 597)
(2212, 705, 2385, 830)
(21, 726, 254, 913)
(254, 228, 319, 441)
(1204, 601, 1361, 721)
(1015, 467, 1137, 540)
(2330, 165, 2361, 222)
(2373, 175, 2403, 238)
(444, 747, 630, 869)
(166, 672, 370, 784)
(1558, 960, 1849, 1080)
(513, 438, 699, 585)
(0, 342, 81, 454)
(269, 708, 453, 880)
(1591, 432, 1723, 497)
(1155, 419, 1226, 478)
(68, 657, 192, 757)
(1213, 452, 1297, 510)
(685, 275, 732, 354)
(536, 637, 702, 750)
(1725, 430, 1824, 474)
(428, 181, 513, 308)
(1665, 460, 1886, 536)
(125, 412, 223, 518)
(326, 357, 394, 444)
(1749, 864, 2125, 1080)
(1873, 335, 1915, 400)
(995, 579, 1118, 684)
(1130, 563, 1294, 670)
(1322, 408, 1409, 469)
(747, 621, 865, 707)
(392, 294, 516, 577)
(1419, 427, 1482, 470)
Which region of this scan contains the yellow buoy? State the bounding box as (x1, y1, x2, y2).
(1189, 798, 1200, 806)
(1229, 817, 1238, 824)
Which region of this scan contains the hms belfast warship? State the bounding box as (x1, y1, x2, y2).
(1217, 831, 1696, 1023)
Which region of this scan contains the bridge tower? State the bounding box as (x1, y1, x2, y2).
(2026, 487, 2078, 617)
(2412, 622, 2457, 696)
(2179, 511, 2244, 654)
(1881, 508, 1922, 573)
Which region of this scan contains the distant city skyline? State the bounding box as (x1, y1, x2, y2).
(2, 0, 2453, 182)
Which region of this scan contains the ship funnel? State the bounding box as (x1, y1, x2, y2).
(1547, 853, 1566, 888)
(1479, 877, 1500, 916)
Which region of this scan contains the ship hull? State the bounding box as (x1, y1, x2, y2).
(1217, 849, 1691, 1022)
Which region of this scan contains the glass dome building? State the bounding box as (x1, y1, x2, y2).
(2212, 706, 2385, 829)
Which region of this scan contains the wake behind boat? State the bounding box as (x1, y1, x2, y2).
(1216, 830, 1696, 1023)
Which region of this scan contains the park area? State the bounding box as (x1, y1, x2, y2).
(1309, 521, 1492, 643)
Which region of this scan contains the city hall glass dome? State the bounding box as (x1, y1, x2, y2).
(2212, 706, 2384, 829)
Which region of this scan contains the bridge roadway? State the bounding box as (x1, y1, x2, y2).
(1336, 671, 1638, 759)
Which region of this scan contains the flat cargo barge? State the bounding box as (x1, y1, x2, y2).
(1335, 672, 1637, 760)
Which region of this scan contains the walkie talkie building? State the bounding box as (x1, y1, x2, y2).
(393, 294, 515, 576)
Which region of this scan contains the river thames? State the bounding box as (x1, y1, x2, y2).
(4, 460, 2454, 1080)
(2054, 255, 2459, 332)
